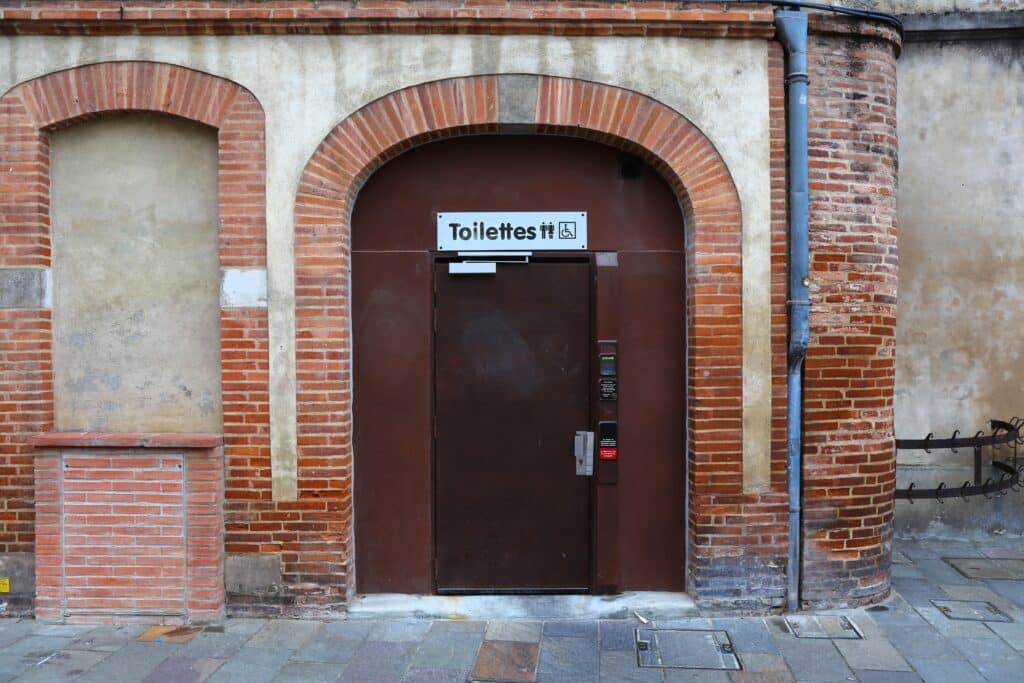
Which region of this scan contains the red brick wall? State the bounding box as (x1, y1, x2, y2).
(0, 1, 775, 38)
(0, 309, 49, 557)
(682, 37, 792, 609)
(33, 438, 224, 624)
(802, 17, 900, 606)
(0, 63, 268, 615)
(0, 92, 53, 560)
(770, 40, 791, 491)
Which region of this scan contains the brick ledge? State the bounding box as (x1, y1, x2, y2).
(0, 1, 777, 37)
(28, 432, 223, 449)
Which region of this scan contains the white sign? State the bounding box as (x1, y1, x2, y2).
(437, 211, 587, 251)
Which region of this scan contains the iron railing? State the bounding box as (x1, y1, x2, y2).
(895, 418, 1023, 502)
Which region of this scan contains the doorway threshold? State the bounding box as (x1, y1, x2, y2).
(347, 592, 699, 621)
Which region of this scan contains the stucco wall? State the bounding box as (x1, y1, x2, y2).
(51, 115, 222, 432)
(852, 0, 1024, 12)
(895, 39, 1024, 538)
(0, 34, 773, 490)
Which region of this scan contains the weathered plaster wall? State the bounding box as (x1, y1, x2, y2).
(0, 35, 774, 492)
(850, 0, 1024, 12)
(51, 115, 222, 432)
(895, 39, 1024, 538)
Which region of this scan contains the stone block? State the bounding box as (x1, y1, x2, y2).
(225, 554, 281, 595)
(0, 552, 35, 595)
(497, 74, 539, 128)
(0, 268, 48, 309)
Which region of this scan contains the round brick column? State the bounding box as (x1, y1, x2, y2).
(801, 16, 901, 607)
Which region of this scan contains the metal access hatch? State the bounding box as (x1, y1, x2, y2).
(635, 628, 741, 670)
(931, 599, 1013, 623)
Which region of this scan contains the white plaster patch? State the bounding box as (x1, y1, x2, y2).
(221, 268, 268, 308)
(42, 267, 52, 310)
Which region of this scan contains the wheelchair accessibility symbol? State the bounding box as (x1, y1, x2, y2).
(558, 221, 577, 240)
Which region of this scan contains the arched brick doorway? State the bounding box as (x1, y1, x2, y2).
(351, 135, 687, 593)
(293, 74, 745, 599)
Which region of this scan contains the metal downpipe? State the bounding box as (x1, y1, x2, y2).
(775, 8, 811, 613)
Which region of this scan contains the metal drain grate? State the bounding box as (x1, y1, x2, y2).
(931, 600, 1013, 623)
(945, 558, 1024, 580)
(783, 615, 863, 639)
(635, 629, 740, 671)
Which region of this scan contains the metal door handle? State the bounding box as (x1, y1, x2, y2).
(574, 431, 593, 476)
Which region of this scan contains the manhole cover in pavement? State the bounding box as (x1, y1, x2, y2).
(945, 558, 1024, 580)
(783, 615, 863, 639)
(635, 628, 740, 670)
(931, 600, 1013, 623)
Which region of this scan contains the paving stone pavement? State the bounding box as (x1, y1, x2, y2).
(2, 538, 1023, 682)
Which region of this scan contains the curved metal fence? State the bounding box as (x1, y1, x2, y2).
(895, 418, 1023, 502)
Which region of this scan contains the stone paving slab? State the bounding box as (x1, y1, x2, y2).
(769, 636, 855, 683)
(247, 619, 321, 650)
(182, 630, 251, 660)
(879, 625, 963, 661)
(986, 620, 1024, 653)
(599, 620, 636, 652)
(663, 667, 730, 682)
(833, 636, 912, 672)
(852, 670, 923, 683)
(205, 646, 292, 683)
(916, 605, 1004, 639)
(711, 618, 778, 654)
(916, 559, 978, 586)
(401, 667, 466, 683)
(142, 656, 225, 683)
(411, 628, 481, 670)
(343, 640, 417, 681)
(908, 656, 989, 683)
(11, 648, 109, 683)
(979, 545, 1024, 560)
(271, 660, 345, 683)
(984, 579, 1024, 609)
(730, 653, 794, 683)
(538, 635, 600, 679)
(292, 633, 363, 664)
(946, 557, 1024, 580)
(485, 620, 543, 644)
(864, 601, 931, 629)
(0, 537, 1021, 683)
(599, 650, 662, 682)
(543, 620, 600, 639)
(950, 635, 1024, 682)
(891, 564, 927, 580)
(76, 641, 178, 682)
(70, 625, 149, 652)
(371, 619, 433, 643)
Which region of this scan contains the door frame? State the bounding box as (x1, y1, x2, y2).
(430, 253, 600, 594)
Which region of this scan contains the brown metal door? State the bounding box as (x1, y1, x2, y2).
(434, 260, 591, 592)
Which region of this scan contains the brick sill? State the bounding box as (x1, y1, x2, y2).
(28, 432, 223, 449)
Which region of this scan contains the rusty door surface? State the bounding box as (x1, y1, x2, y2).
(434, 260, 591, 592)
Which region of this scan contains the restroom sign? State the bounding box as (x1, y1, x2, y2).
(437, 211, 587, 251)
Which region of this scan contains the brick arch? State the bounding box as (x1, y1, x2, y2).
(293, 74, 747, 596)
(1, 61, 266, 268)
(0, 62, 269, 595)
